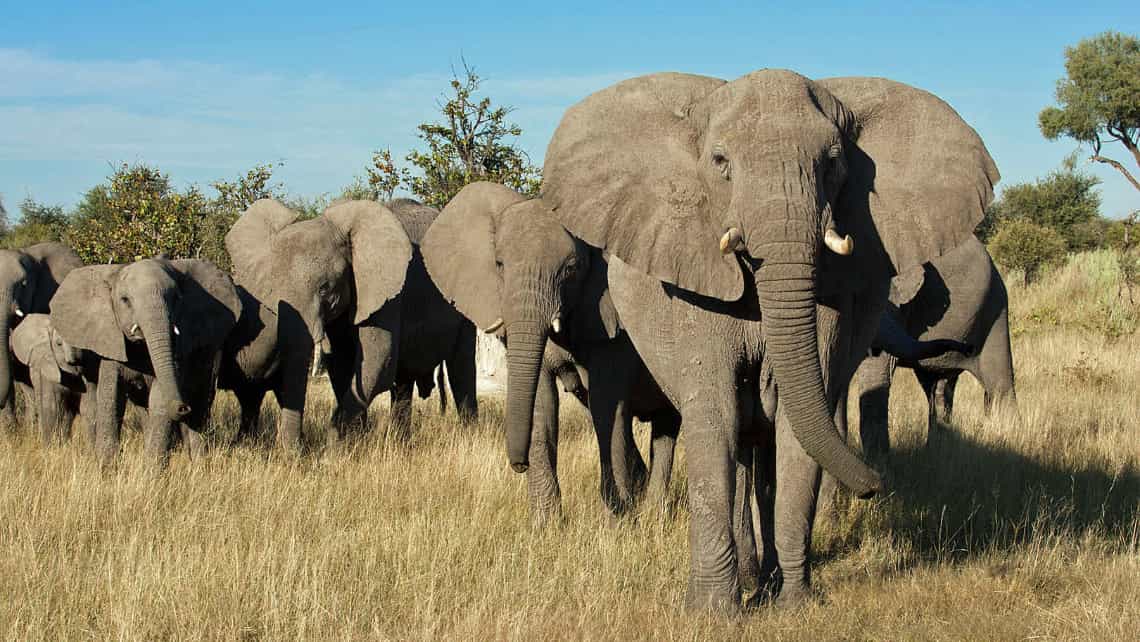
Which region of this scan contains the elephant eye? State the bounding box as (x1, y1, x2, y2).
(711, 152, 731, 180)
(318, 282, 331, 295)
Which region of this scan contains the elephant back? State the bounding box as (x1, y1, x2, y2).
(385, 198, 438, 246)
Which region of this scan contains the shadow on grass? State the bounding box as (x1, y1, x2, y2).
(818, 425, 1139, 572)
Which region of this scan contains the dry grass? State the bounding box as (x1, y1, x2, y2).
(1, 251, 1138, 640)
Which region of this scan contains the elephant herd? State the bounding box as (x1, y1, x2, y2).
(1, 68, 1017, 613)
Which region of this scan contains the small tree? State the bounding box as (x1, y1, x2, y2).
(402, 63, 542, 209)
(206, 162, 286, 269)
(986, 158, 1103, 250)
(1112, 211, 1139, 303)
(989, 218, 1068, 286)
(1, 198, 70, 248)
(342, 149, 409, 201)
(1039, 31, 1140, 193)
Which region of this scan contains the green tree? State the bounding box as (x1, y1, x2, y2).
(989, 218, 1068, 286)
(1, 198, 70, 249)
(401, 63, 542, 209)
(0, 196, 9, 238)
(987, 158, 1103, 250)
(1039, 31, 1140, 193)
(206, 162, 286, 269)
(342, 149, 409, 201)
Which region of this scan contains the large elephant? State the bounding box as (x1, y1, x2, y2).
(9, 313, 84, 444)
(854, 235, 1015, 454)
(541, 70, 999, 610)
(0, 242, 83, 426)
(50, 257, 241, 467)
(422, 182, 677, 521)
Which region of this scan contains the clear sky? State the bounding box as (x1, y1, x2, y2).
(2, 1, 1138, 218)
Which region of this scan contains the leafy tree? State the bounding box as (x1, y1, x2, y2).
(205, 162, 286, 269)
(1, 198, 69, 249)
(987, 158, 1103, 250)
(401, 63, 542, 209)
(989, 218, 1068, 286)
(342, 149, 409, 201)
(0, 196, 8, 238)
(1039, 31, 1140, 193)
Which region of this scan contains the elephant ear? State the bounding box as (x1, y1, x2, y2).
(49, 265, 127, 362)
(422, 182, 524, 333)
(169, 259, 242, 354)
(543, 72, 743, 302)
(820, 77, 1000, 277)
(888, 265, 926, 306)
(22, 242, 84, 311)
(10, 313, 51, 368)
(323, 200, 413, 324)
(577, 249, 621, 341)
(225, 199, 301, 306)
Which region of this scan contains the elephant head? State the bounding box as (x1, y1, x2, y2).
(225, 199, 413, 445)
(543, 70, 998, 497)
(49, 258, 241, 420)
(0, 242, 83, 410)
(10, 313, 82, 384)
(422, 182, 620, 471)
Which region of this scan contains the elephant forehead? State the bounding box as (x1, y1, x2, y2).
(497, 202, 575, 262)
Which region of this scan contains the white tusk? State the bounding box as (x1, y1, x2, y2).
(551, 315, 562, 335)
(482, 318, 504, 334)
(173, 325, 180, 336)
(14, 308, 24, 318)
(823, 228, 855, 256)
(130, 323, 139, 335)
(719, 227, 744, 254)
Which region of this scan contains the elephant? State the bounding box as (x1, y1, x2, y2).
(50, 257, 241, 467)
(223, 198, 474, 451)
(0, 242, 83, 427)
(422, 182, 678, 521)
(854, 235, 1015, 455)
(9, 313, 84, 444)
(540, 70, 999, 611)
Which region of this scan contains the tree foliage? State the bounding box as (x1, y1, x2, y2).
(986, 159, 1103, 250)
(348, 63, 542, 209)
(1039, 31, 1140, 193)
(0, 198, 70, 249)
(989, 218, 1068, 286)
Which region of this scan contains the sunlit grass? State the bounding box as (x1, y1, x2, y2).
(0, 251, 1136, 640)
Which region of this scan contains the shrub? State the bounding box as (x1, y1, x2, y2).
(989, 218, 1068, 286)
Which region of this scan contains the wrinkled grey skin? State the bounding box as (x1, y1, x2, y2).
(224, 198, 472, 451)
(50, 258, 241, 468)
(422, 183, 678, 522)
(855, 236, 1015, 454)
(542, 70, 999, 611)
(9, 314, 83, 444)
(0, 242, 83, 428)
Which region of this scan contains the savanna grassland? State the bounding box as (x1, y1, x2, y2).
(1, 251, 1137, 641)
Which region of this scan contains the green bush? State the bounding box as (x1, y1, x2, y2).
(989, 218, 1068, 286)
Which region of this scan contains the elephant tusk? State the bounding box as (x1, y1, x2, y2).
(551, 315, 562, 335)
(824, 228, 855, 256)
(14, 308, 24, 318)
(173, 325, 180, 336)
(719, 227, 744, 254)
(130, 323, 139, 335)
(482, 318, 504, 334)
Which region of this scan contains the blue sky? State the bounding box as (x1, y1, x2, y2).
(2, 1, 1138, 218)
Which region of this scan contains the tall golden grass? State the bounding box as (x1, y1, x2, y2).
(1, 251, 1137, 640)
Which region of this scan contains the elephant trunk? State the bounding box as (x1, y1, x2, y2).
(753, 215, 880, 498)
(139, 310, 190, 420)
(504, 319, 547, 473)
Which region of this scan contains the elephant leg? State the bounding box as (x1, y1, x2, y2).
(527, 366, 562, 526)
(37, 380, 73, 446)
(644, 409, 680, 505)
(80, 387, 96, 451)
(978, 308, 1016, 416)
(445, 321, 478, 424)
(681, 392, 743, 613)
(0, 402, 15, 434)
(856, 352, 896, 457)
(752, 417, 778, 603)
(94, 361, 127, 468)
(734, 437, 760, 598)
(932, 373, 958, 424)
(773, 404, 822, 607)
(587, 354, 644, 514)
(178, 425, 208, 460)
(915, 369, 948, 439)
(275, 349, 313, 454)
(817, 386, 848, 521)
(389, 380, 414, 440)
(333, 310, 400, 434)
(232, 386, 267, 445)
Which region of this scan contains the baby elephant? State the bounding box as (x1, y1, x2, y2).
(10, 314, 84, 444)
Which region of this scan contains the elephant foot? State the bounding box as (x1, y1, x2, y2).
(773, 576, 816, 610)
(529, 502, 564, 530)
(683, 579, 743, 616)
